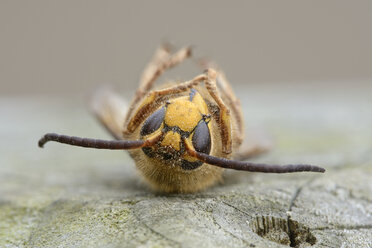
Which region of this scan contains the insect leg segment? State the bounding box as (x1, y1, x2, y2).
(204, 69, 233, 154)
(198, 60, 245, 147)
(199, 60, 244, 143)
(139, 45, 191, 94)
(125, 46, 192, 123)
(215, 72, 244, 145)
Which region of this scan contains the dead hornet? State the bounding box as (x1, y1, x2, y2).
(38, 45, 325, 193)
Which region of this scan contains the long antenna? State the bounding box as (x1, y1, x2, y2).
(184, 139, 325, 173)
(38, 133, 160, 150)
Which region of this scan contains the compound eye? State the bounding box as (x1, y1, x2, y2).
(140, 107, 165, 136)
(192, 121, 211, 154)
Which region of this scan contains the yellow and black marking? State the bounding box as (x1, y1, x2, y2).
(38, 46, 326, 194)
(140, 89, 212, 170)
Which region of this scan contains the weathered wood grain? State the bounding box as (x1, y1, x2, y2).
(1, 84, 371, 247)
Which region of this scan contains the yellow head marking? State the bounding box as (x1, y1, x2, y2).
(190, 91, 208, 115)
(161, 132, 181, 151)
(164, 90, 209, 133)
(141, 90, 212, 167)
(165, 99, 202, 132)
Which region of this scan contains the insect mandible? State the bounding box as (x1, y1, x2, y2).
(38, 45, 325, 193)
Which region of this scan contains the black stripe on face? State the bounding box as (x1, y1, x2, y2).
(162, 125, 191, 139)
(180, 159, 203, 170)
(189, 88, 197, 101)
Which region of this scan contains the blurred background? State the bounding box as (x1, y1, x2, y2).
(1, 2, 372, 246)
(1, 0, 371, 97)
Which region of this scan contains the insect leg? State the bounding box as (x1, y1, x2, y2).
(138, 44, 172, 93)
(139, 45, 191, 93)
(204, 69, 233, 154)
(125, 45, 192, 124)
(216, 72, 244, 144)
(199, 60, 245, 145)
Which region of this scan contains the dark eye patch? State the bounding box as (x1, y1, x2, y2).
(140, 107, 165, 136)
(192, 120, 211, 154)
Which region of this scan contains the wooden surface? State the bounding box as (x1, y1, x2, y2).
(1, 83, 372, 247)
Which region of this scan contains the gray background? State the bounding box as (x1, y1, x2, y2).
(1, 0, 371, 96)
(1, 2, 372, 247)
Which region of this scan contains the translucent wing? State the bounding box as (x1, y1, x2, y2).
(90, 87, 128, 140)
